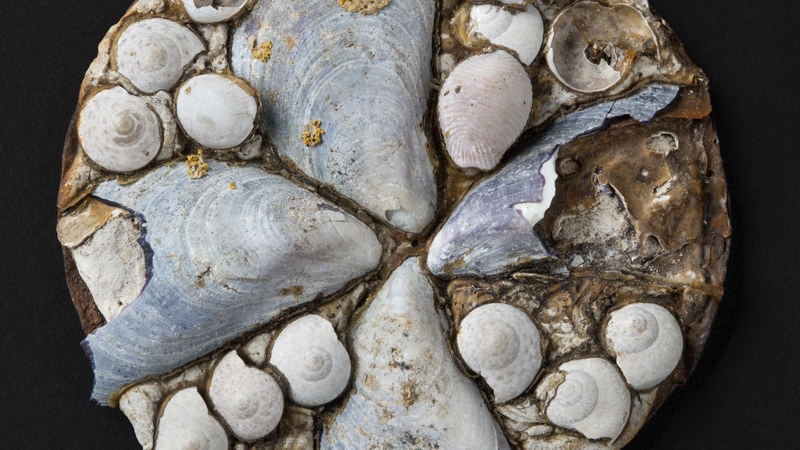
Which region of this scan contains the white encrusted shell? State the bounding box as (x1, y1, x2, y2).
(457, 303, 542, 403)
(468, 5, 544, 65)
(270, 315, 351, 407)
(78, 86, 161, 173)
(438, 51, 532, 171)
(604, 303, 683, 390)
(208, 351, 284, 441)
(183, 0, 248, 24)
(544, 358, 630, 441)
(114, 18, 205, 94)
(154, 387, 228, 450)
(175, 74, 259, 149)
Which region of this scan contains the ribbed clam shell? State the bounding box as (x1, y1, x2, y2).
(322, 258, 510, 449)
(114, 18, 205, 94)
(438, 50, 532, 171)
(427, 83, 679, 277)
(83, 161, 382, 405)
(154, 387, 228, 450)
(545, 358, 630, 441)
(469, 5, 544, 65)
(175, 74, 259, 149)
(231, 0, 437, 233)
(77, 86, 161, 173)
(209, 351, 284, 441)
(457, 303, 542, 403)
(269, 315, 351, 407)
(604, 303, 683, 390)
(183, 0, 248, 24)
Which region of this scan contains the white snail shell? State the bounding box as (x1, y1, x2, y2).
(468, 5, 544, 65)
(77, 86, 161, 173)
(154, 387, 228, 450)
(457, 303, 542, 403)
(269, 315, 352, 407)
(183, 0, 249, 24)
(604, 303, 683, 390)
(208, 351, 284, 441)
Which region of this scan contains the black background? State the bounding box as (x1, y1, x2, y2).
(2, 0, 799, 448)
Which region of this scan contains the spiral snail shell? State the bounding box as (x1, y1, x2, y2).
(154, 387, 228, 450)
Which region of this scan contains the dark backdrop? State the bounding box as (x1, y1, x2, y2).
(2, 0, 798, 448)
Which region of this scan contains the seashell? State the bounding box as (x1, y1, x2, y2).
(546, 2, 658, 93)
(438, 50, 532, 171)
(428, 83, 679, 277)
(175, 74, 259, 149)
(183, 0, 249, 24)
(83, 161, 382, 405)
(154, 387, 228, 450)
(77, 86, 161, 173)
(464, 4, 544, 65)
(457, 303, 542, 403)
(269, 315, 351, 407)
(544, 358, 630, 441)
(209, 351, 284, 441)
(231, 0, 437, 233)
(603, 303, 683, 390)
(322, 258, 510, 449)
(114, 18, 205, 94)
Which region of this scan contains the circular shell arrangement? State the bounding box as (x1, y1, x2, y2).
(59, 0, 731, 449)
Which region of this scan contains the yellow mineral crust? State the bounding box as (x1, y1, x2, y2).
(301, 120, 325, 147)
(338, 0, 392, 15)
(185, 149, 209, 179)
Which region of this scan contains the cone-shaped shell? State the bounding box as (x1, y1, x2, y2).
(467, 5, 544, 65)
(154, 387, 228, 450)
(183, 0, 248, 24)
(77, 86, 161, 173)
(604, 303, 683, 390)
(209, 351, 284, 441)
(438, 50, 532, 171)
(270, 315, 351, 407)
(457, 303, 542, 403)
(114, 18, 205, 94)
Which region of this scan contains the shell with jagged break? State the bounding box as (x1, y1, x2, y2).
(182, 0, 249, 24)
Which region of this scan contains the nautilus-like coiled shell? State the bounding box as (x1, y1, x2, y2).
(467, 5, 544, 65)
(604, 303, 683, 390)
(544, 358, 630, 441)
(175, 74, 259, 149)
(154, 387, 228, 450)
(269, 315, 352, 407)
(183, 0, 249, 24)
(77, 86, 161, 173)
(457, 303, 542, 403)
(114, 18, 205, 94)
(438, 50, 532, 171)
(208, 351, 284, 441)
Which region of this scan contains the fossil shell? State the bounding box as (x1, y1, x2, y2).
(428, 83, 679, 277)
(83, 161, 381, 405)
(269, 315, 351, 407)
(604, 303, 683, 390)
(467, 5, 544, 65)
(546, 2, 658, 93)
(183, 0, 248, 24)
(114, 18, 205, 94)
(323, 258, 510, 449)
(438, 50, 532, 171)
(208, 351, 284, 441)
(77, 86, 161, 173)
(154, 387, 228, 450)
(175, 74, 259, 149)
(231, 0, 437, 233)
(544, 358, 630, 441)
(457, 303, 542, 403)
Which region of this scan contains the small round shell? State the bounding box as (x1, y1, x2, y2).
(466, 4, 544, 65)
(545, 358, 630, 441)
(183, 0, 249, 24)
(603, 303, 683, 390)
(438, 50, 532, 171)
(208, 351, 284, 441)
(78, 86, 161, 173)
(269, 315, 351, 407)
(457, 303, 542, 403)
(154, 387, 228, 450)
(175, 74, 259, 149)
(114, 18, 205, 94)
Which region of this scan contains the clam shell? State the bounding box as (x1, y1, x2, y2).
(175, 74, 259, 149)
(154, 387, 228, 450)
(427, 83, 679, 277)
(83, 161, 381, 405)
(183, 0, 248, 24)
(438, 50, 532, 171)
(77, 86, 161, 173)
(270, 315, 351, 407)
(231, 0, 437, 233)
(468, 5, 544, 65)
(114, 18, 205, 94)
